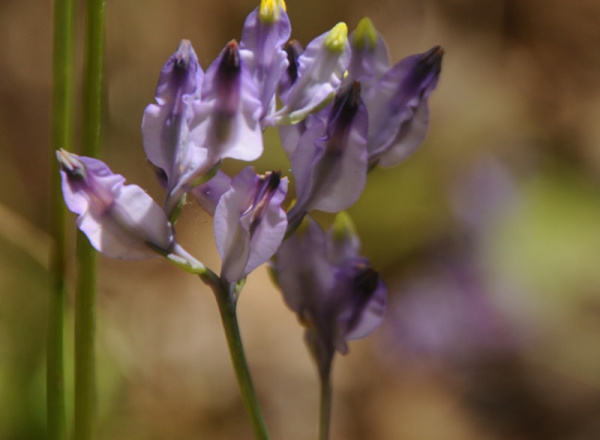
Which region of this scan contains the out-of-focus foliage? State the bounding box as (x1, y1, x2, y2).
(3, 0, 600, 438)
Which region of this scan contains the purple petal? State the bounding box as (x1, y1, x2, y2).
(291, 82, 368, 215)
(142, 40, 203, 187)
(240, 5, 291, 122)
(214, 167, 287, 282)
(190, 170, 232, 216)
(365, 46, 443, 167)
(269, 23, 350, 125)
(189, 41, 263, 165)
(57, 150, 174, 260)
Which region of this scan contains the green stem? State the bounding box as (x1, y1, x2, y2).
(74, 237, 96, 440)
(318, 366, 333, 440)
(49, 0, 75, 437)
(211, 280, 271, 440)
(74, 0, 105, 438)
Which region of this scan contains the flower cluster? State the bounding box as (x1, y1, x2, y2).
(58, 0, 442, 371)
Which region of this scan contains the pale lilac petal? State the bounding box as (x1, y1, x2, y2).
(269, 23, 350, 125)
(272, 217, 334, 313)
(291, 82, 368, 215)
(190, 170, 232, 216)
(57, 150, 174, 261)
(214, 167, 287, 282)
(189, 41, 263, 165)
(240, 5, 291, 122)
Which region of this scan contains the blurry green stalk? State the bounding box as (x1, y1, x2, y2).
(212, 279, 271, 440)
(49, 0, 75, 436)
(318, 368, 333, 440)
(74, 0, 105, 439)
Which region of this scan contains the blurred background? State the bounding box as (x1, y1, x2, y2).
(3, 0, 600, 438)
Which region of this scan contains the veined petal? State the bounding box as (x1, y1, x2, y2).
(214, 167, 287, 282)
(240, 1, 291, 122)
(269, 23, 351, 125)
(57, 149, 174, 260)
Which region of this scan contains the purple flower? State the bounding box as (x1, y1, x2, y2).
(286, 81, 369, 229)
(56, 149, 174, 260)
(348, 19, 443, 168)
(268, 22, 351, 125)
(214, 167, 288, 282)
(142, 40, 204, 215)
(240, 0, 291, 123)
(271, 213, 386, 375)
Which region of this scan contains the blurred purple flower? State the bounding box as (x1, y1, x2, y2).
(348, 18, 443, 168)
(240, 0, 291, 124)
(57, 149, 174, 260)
(271, 213, 386, 375)
(384, 259, 519, 367)
(190, 170, 232, 216)
(286, 81, 369, 230)
(214, 167, 288, 282)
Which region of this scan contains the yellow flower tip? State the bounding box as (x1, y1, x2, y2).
(352, 17, 378, 50)
(259, 0, 286, 23)
(331, 211, 357, 243)
(324, 22, 348, 52)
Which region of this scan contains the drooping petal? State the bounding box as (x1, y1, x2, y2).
(214, 167, 287, 282)
(268, 22, 351, 125)
(57, 149, 174, 260)
(240, 0, 291, 123)
(364, 45, 443, 167)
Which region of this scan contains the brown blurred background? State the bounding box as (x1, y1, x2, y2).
(3, 0, 600, 439)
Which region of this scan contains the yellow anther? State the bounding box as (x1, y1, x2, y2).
(324, 22, 348, 53)
(259, 0, 287, 24)
(352, 17, 378, 50)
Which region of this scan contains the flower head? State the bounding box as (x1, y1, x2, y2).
(57, 149, 174, 260)
(271, 213, 386, 375)
(214, 167, 288, 282)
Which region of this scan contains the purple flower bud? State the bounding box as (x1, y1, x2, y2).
(214, 167, 288, 282)
(56, 149, 174, 260)
(271, 214, 386, 375)
(240, 0, 291, 123)
(287, 81, 368, 227)
(364, 45, 443, 167)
